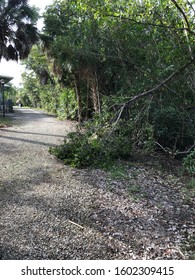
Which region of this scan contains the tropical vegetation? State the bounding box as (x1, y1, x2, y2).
(0, 0, 39, 61)
(15, 0, 195, 171)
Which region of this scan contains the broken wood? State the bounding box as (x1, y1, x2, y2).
(68, 220, 84, 230)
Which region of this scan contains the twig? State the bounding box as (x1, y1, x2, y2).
(107, 104, 125, 137)
(176, 144, 195, 155)
(103, 13, 195, 35)
(155, 142, 175, 156)
(169, 247, 186, 259)
(155, 142, 169, 153)
(187, 1, 195, 15)
(171, 0, 191, 32)
(68, 220, 84, 230)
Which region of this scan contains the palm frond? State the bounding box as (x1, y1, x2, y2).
(0, 0, 39, 61)
(8, 0, 28, 8)
(7, 44, 18, 60)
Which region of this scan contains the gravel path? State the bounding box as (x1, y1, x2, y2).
(0, 108, 194, 260)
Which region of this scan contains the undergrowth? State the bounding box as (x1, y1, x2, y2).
(49, 120, 133, 168)
(183, 149, 195, 176)
(49, 132, 132, 168)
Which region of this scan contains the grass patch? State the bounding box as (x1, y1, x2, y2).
(181, 177, 195, 205)
(186, 177, 195, 189)
(126, 184, 144, 201)
(182, 235, 195, 260)
(0, 116, 13, 128)
(105, 161, 138, 179)
(105, 162, 145, 200)
(106, 163, 129, 179)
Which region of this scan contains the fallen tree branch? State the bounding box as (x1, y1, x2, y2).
(155, 142, 195, 157)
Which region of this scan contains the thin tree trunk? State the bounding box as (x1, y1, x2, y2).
(89, 69, 101, 114)
(74, 72, 82, 123)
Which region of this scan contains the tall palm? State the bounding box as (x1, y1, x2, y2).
(0, 0, 39, 61)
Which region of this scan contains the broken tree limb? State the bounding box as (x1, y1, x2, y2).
(111, 58, 195, 123)
(124, 58, 194, 108)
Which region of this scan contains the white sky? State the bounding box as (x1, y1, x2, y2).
(0, 0, 54, 87)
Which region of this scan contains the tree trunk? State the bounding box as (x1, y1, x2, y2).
(74, 72, 82, 123)
(87, 69, 101, 114)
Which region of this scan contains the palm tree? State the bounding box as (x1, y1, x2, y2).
(0, 0, 39, 61)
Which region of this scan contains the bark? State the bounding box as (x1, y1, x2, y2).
(87, 69, 101, 114)
(83, 68, 101, 115)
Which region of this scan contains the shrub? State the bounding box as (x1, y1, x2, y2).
(151, 106, 194, 152)
(49, 124, 132, 168)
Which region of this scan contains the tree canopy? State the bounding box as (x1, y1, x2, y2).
(0, 0, 39, 61)
(20, 0, 195, 168)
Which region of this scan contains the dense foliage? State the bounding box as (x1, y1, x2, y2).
(20, 0, 195, 169)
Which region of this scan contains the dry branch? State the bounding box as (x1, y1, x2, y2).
(68, 220, 84, 230)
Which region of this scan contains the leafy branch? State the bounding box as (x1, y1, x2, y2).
(170, 0, 191, 31)
(103, 13, 195, 35)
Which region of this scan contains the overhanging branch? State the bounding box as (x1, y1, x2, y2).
(119, 58, 194, 111)
(171, 0, 191, 31)
(103, 13, 195, 35)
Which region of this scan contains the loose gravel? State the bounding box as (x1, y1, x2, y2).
(0, 108, 194, 260)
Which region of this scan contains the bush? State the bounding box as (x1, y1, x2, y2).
(150, 106, 194, 152)
(49, 125, 132, 168)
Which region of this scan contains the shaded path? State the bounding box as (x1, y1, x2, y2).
(0, 108, 73, 179)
